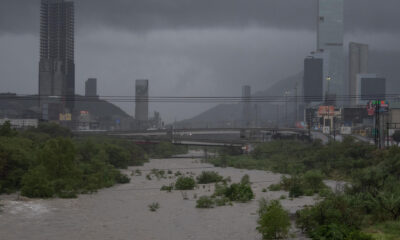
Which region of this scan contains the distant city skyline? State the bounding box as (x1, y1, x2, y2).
(1, 0, 400, 122)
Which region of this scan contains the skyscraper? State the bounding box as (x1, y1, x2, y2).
(85, 78, 97, 97)
(135, 79, 149, 122)
(242, 85, 251, 127)
(349, 42, 369, 106)
(39, 0, 75, 118)
(317, 0, 344, 103)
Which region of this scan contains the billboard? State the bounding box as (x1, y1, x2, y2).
(303, 57, 323, 103)
(318, 106, 335, 117)
(361, 77, 386, 101)
(340, 127, 352, 135)
(59, 113, 72, 121)
(367, 100, 389, 116)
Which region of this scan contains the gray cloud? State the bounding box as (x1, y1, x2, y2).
(1, 0, 400, 122)
(1, 0, 400, 35)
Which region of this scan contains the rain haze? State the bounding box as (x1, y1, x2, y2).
(1, 0, 400, 122)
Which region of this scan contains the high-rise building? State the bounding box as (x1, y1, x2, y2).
(356, 74, 386, 105)
(317, 0, 344, 103)
(135, 79, 149, 122)
(349, 42, 369, 106)
(85, 78, 97, 97)
(303, 56, 324, 103)
(242, 85, 251, 127)
(39, 0, 75, 119)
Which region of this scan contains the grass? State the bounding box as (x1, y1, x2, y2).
(364, 221, 400, 240)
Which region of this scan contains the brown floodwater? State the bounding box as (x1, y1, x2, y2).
(0, 151, 316, 240)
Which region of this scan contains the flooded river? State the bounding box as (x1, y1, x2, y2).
(0, 151, 315, 240)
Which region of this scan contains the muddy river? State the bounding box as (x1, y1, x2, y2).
(0, 151, 317, 240)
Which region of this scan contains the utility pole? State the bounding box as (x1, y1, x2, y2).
(387, 122, 390, 148)
(308, 109, 311, 138)
(294, 82, 298, 125)
(333, 116, 336, 141)
(276, 105, 280, 128)
(284, 91, 289, 127)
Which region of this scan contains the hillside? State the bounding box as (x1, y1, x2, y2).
(0, 94, 131, 121)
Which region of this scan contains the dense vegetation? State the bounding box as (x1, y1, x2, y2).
(257, 199, 291, 239)
(196, 175, 254, 208)
(174, 176, 196, 190)
(207, 138, 400, 239)
(196, 171, 224, 184)
(142, 141, 188, 158)
(268, 170, 329, 198)
(0, 122, 184, 198)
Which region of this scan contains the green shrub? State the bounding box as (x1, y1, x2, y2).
(104, 144, 131, 169)
(148, 202, 160, 212)
(214, 197, 230, 206)
(303, 170, 325, 192)
(196, 171, 223, 184)
(160, 184, 173, 192)
(224, 183, 254, 202)
(257, 199, 291, 239)
(213, 181, 254, 203)
(268, 184, 282, 191)
(240, 174, 251, 185)
(175, 176, 196, 190)
(21, 166, 54, 198)
(115, 173, 130, 184)
(196, 196, 215, 208)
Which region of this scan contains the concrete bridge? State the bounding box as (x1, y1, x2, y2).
(76, 127, 309, 147)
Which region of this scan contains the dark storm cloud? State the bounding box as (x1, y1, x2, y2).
(1, 0, 400, 35)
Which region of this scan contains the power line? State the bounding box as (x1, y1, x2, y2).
(0, 94, 397, 103)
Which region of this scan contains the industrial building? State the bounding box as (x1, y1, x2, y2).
(39, 0, 75, 120)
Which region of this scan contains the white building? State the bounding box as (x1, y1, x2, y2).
(0, 119, 38, 129)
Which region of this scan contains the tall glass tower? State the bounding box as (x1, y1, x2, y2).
(317, 0, 344, 104)
(39, 0, 75, 118)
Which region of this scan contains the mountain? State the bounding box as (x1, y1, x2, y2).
(177, 50, 400, 128)
(0, 94, 132, 126)
(176, 73, 302, 128)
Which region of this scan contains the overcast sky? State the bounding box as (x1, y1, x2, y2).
(1, 0, 400, 122)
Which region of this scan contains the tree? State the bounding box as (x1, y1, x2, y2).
(257, 199, 291, 239)
(0, 121, 17, 137)
(393, 130, 400, 146)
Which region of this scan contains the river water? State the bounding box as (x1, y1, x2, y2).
(0, 151, 314, 240)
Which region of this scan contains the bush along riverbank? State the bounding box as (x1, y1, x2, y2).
(0, 122, 185, 198)
(207, 138, 400, 240)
